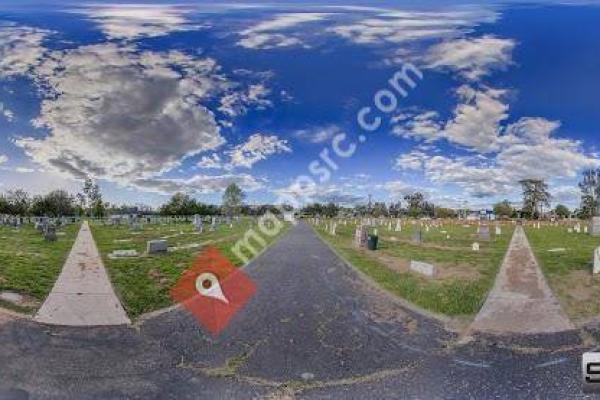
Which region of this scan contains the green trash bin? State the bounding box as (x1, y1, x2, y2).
(367, 234, 378, 250)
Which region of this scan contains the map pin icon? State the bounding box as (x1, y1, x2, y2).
(196, 272, 229, 304)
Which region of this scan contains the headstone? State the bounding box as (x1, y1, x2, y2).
(354, 225, 368, 248)
(594, 247, 600, 275)
(410, 260, 436, 277)
(147, 240, 168, 254)
(590, 217, 600, 237)
(395, 220, 402, 232)
(478, 225, 490, 241)
(412, 229, 422, 244)
(109, 249, 139, 258)
(495, 226, 502, 236)
(44, 225, 57, 242)
(472, 242, 480, 252)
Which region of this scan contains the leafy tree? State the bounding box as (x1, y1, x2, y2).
(30, 190, 76, 217)
(371, 202, 388, 217)
(323, 202, 340, 218)
(493, 200, 514, 218)
(554, 204, 571, 219)
(435, 207, 456, 219)
(579, 169, 600, 218)
(519, 179, 551, 219)
(403, 192, 434, 217)
(388, 201, 403, 217)
(79, 177, 105, 217)
(222, 183, 245, 216)
(5, 189, 30, 215)
(160, 192, 197, 215)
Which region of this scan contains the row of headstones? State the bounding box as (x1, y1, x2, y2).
(0, 215, 80, 227)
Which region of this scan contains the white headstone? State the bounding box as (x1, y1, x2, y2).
(495, 226, 502, 235)
(472, 242, 480, 252)
(410, 260, 436, 277)
(594, 247, 600, 275)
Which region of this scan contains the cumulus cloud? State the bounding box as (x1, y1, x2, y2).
(132, 173, 264, 195)
(393, 85, 509, 153)
(197, 133, 291, 170)
(227, 133, 291, 168)
(0, 102, 14, 121)
(14, 43, 232, 184)
(274, 181, 363, 206)
(426, 35, 515, 80)
(328, 8, 497, 46)
(394, 118, 600, 198)
(238, 13, 330, 49)
(293, 125, 342, 143)
(77, 4, 202, 40)
(218, 84, 272, 117)
(0, 24, 50, 78)
(0, 155, 7, 164)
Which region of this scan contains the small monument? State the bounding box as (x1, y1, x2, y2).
(594, 247, 600, 275)
(147, 240, 168, 254)
(410, 260, 436, 277)
(412, 229, 423, 244)
(590, 203, 600, 237)
(478, 225, 491, 241)
(44, 225, 57, 242)
(354, 225, 368, 248)
(472, 242, 480, 252)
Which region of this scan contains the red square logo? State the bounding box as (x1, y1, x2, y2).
(170, 246, 257, 336)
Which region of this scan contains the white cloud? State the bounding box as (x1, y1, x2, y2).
(294, 125, 341, 143)
(0, 155, 7, 164)
(0, 102, 14, 121)
(197, 153, 224, 169)
(14, 43, 232, 184)
(0, 23, 50, 78)
(238, 13, 330, 49)
(426, 35, 515, 80)
(218, 84, 272, 117)
(132, 173, 265, 195)
(393, 85, 509, 153)
(328, 8, 497, 46)
(227, 133, 291, 168)
(395, 117, 600, 199)
(77, 4, 202, 40)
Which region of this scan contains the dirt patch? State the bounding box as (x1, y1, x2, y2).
(381, 236, 471, 252)
(148, 269, 170, 287)
(369, 251, 481, 282)
(552, 269, 600, 323)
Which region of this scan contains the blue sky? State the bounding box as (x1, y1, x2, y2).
(0, 1, 599, 209)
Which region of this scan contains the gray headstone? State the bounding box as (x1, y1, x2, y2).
(410, 260, 436, 277)
(147, 240, 168, 254)
(44, 225, 57, 241)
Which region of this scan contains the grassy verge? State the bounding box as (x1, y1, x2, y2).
(92, 218, 289, 318)
(526, 225, 600, 323)
(0, 223, 80, 313)
(313, 220, 514, 316)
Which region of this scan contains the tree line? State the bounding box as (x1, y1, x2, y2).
(2, 169, 600, 219)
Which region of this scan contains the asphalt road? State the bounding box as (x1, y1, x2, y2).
(0, 222, 598, 399)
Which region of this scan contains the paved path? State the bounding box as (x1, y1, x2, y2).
(34, 222, 130, 326)
(0, 222, 594, 399)
(470, 225, 574, 334)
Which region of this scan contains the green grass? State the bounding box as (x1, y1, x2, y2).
(526, 224, 600, 322)
(0, 223, 80, 312)
(313, 220, 514, 316)
(92, 218, 289, 318)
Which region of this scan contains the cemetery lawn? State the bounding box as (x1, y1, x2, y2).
(526, 226, 600, 324)
(0, 223, 80, 313)
(92, 219, 290, 318)
(313, 221, 515, 317)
